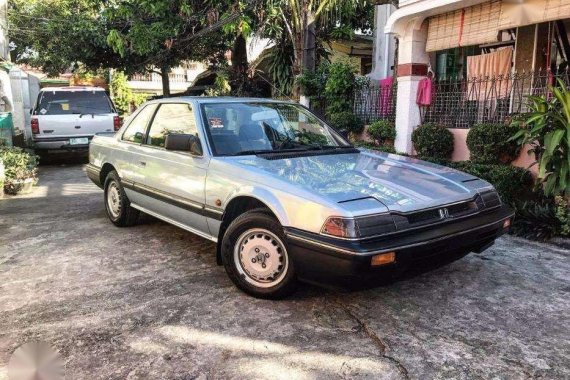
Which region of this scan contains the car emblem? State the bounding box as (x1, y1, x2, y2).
(439, 208, 450, 219)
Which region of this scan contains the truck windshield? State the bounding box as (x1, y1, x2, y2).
(34, 90, 114, 115)
(201, 102, 348, 156)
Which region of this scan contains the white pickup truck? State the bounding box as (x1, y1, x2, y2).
(31, 87, 120, 154)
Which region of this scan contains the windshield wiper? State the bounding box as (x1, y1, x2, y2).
(306, 144, 354, 150)
(233, 147, 314, 156)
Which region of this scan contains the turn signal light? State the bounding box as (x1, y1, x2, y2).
(371, 252, 396, 266)
(31, 118, 39, 134)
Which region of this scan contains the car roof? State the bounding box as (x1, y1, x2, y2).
(149, 96, 296, 105)
(39, 86, 106, 92)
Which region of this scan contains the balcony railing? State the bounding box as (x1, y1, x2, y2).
(422, 69, 570, 128)
(130, 72, 190, 83)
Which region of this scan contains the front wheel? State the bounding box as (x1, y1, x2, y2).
(221, 209, 298, 299)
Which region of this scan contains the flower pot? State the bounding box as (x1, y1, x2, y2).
(4, 177, 35, 195)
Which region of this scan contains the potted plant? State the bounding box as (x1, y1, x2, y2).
(0, 146, 39, 195)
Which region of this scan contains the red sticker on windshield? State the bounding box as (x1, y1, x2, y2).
(209, 117, 224, 129)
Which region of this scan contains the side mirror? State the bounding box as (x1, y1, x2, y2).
(165, 134, 203, 156)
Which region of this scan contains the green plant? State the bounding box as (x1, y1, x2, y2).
(510, 198, 562, 241)
(466, 123, 521, 164)
(412, 123, 454, 160)
(354, 142, 398, 154)
(324, 61, 356, 115)
(111, 71, 149, 116)
(555, 196, 570, 236)
(0, 147, 38, 195)
(510, 79, 570, 196)
(367, 120, 396, 146)
(328, 112, 364, 134)
(296, 64, 328, 103)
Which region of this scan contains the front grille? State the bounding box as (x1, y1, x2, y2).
(406, 209, 441, 224)
(392, 198, 482, 231)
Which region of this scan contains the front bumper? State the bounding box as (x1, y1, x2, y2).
(284, 204, 514, 287)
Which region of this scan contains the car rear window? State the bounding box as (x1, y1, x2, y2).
(34, 90, 114, 115)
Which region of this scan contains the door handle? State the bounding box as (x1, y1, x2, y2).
(139, 161, 147, 167)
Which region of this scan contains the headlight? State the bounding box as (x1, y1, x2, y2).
(321, 217, 358, 238)
(321, 214, 396, 239)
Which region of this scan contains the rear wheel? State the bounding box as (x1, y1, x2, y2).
(104, 170, 139, 227)
(221, 209, 297, 299)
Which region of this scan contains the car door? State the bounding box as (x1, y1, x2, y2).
(112, 103, 159, 206)
(136, 102, 211, 238)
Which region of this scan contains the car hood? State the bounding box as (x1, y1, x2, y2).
(224, 149, 490, 213)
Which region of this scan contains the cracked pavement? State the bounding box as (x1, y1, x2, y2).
(1, 160, 569, 379)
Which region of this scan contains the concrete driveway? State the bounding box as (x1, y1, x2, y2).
(1, 161, 569, 379)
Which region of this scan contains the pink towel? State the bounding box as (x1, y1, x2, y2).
(379, 77, 394, 116)
(416, 78, 434, 106)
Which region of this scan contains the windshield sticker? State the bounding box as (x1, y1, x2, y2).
(209, 117, 224, 129)
(40, 108, 47, 115)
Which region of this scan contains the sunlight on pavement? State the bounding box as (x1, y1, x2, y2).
(159, 326, 393, 377)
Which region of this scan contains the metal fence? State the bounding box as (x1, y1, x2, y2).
(422, 69, 570, 129)
(310, 82, 397, 124)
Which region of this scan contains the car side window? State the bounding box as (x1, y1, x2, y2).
(122, 104, 158, 143)
(145, 103, 198, 148)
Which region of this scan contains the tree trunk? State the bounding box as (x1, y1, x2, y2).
(302, 12, 316, 73)
(230, 34, 249, 96)
(160, 65, 171, 98)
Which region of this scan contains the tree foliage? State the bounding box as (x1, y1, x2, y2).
(8, 0, 126, 76)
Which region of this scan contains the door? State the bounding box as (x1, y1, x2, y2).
(113, 103, 159, 206)
(34, 89, 116, 138)
(136, 102, 211, 237)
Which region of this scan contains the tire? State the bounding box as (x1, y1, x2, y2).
(221, 209, 298, 299)
(103, 170, 139, 227)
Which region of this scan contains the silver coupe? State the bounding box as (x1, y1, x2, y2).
(87, 98, 513, 298)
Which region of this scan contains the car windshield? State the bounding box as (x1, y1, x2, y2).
(35, 90, 114, 115)
(201, 102, 348, 156)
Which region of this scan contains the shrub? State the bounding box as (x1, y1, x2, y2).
(510, 198, 562, 241)
(328, 112, 364, 134)
(0, 146, 38, 194)
(448, 162, 533, 206)
(555, 196, 570, 237)
(466, 123, 521, 164)
(324, 62, 356, 115)
(412, 123, 454, 160)
(354, 142, 397, 154)
(367, 120, 396, 146)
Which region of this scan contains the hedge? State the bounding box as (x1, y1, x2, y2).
(466, 123, 521, 164)
(412, 123, 454, 160)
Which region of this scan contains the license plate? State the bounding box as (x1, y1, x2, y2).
(69, 137, 89, 145)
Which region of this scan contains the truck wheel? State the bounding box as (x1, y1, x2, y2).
(221, 209, 298, 299)
(104, 170, 139, 227)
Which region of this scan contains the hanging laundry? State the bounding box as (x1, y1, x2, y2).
(466, 47, 513, 101)
(416, 77, 434, 106)
(378, 77, 394, 117)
